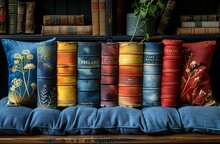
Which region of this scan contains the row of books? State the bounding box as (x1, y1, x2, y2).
(43, 41, 184, 108)
(176, 14, 220, 35)
(0, 0, 35, 34)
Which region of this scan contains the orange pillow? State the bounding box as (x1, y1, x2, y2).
(180, 40, 217, 106)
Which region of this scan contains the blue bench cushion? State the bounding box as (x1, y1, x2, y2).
(0, 96, 220, 135)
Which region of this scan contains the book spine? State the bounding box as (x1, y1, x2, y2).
(101, 42, 119, 107)
(181, 21, 220, 28)
(0, 1, 6, 33)
(180, 14, 217, 21)
(99, 0, 106, 35)
(115, 0, 125, 35)
(176, 27, 220, 35)
(118, 42, 143, 108)
(25, 2, 35, 34)
(142, 42, 164, 107)
(57, 41, 77, 107)
(77, 42, 101, 107)
(156, 0, 176, 35)
(41, 25, 93, 35)
(91, 0, 99, 35)
(43, 15, 84, 26)
(161, 39, 183, 107)
(37, 40, 57, 108)
(16, 2, 26, 34)
(7, 0, 17, 34)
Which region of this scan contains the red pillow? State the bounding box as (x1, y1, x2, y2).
(180, 40, 217, 106)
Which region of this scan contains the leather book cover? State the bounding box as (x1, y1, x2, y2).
(25, 2, 35, 34)
(161, 39, 183, 107)
(16, 1, 26, 34)
(43, 15, 84, 26)
(91, 0, 99, 35)
(99, 0, 106, 35)
(7, 0, 18, 34)
(118, 42, 143, 108)
(37, 39, 57, 108)
(115, 0, 125, 35)
(57, 41, 77, 107)
(41, 25, 93, 35)
(142, 42, 164, 107)
(101, 42, 118, 107)
(0, 1, 6, 33)
(77, 42, 101, 107)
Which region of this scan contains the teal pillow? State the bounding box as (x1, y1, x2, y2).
(1, 38, 56, 108)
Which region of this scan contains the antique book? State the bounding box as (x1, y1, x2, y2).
(91, 0, 99, 35)
(37, 38, 57, 108)
(25, 2, 35, 34)
(16, 1, 26, 34)
(57, 41, 77, 107)
(0, 0, 6, 33)
(181, 21, 220, 28)
(142, 42, 164, 107)
(176, 27, 220, 35)
(43, 15, 84, 26)
(156, 0, 176, 35)
(161, 39, 183, 107)
(180, 14, 217, 22)
(118, 42, 143, 108)
(99, 0, 106, 35)
(115, 0, 125, 35)
(101, 42, 119, 107)
(77, 42, 101, 107)
(41, 25, 93, 35)
(7, 0, 18, 34)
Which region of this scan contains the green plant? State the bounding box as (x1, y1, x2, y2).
(130, 0, 165, 42)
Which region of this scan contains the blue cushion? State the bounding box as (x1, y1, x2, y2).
(1, 38, 56, 108)
(178, 105, 220, 134)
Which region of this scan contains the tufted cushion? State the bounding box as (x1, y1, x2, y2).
(1, 38, 56, 108)
(0, 96, 182, 135)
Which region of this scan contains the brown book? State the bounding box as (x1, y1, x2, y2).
(16, 1, 26, 34)
(0, 1, 6, 33)
(99, 0, 106, 35)
(43, 15, 84, 26)
(41, 25, 93, 35)
(91, 0, 99, 35)
(57, 41, 77, 107)
(156, 0, 176, 35)
(180, 14, 217, 22)
(176, 27, 220, 35)
(101, 42, 119, 107)
(115, 0, 125, 35)
(180, 21, 220, 28)
(25, 2, 35, 34)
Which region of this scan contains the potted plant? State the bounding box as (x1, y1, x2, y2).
(127, 0, 165, 42)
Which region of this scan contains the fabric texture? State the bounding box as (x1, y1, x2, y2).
(180, 40, 217, 106)
(1, 38, 56, 108)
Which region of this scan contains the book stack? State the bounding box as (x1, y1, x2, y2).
(100, 42, 119, 107)
(91, 0, 106, 35)
(176, 14, 220, 35)
(57, 41, 77, 107)
(161, 39, 183, 107)
(142, 42, 164, 107)
(41, 14, 93, 35)
(118, 42, 143, 108)
(77, 42, 101, 107)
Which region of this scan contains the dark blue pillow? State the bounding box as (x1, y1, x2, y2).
(1, 38, 56, 108)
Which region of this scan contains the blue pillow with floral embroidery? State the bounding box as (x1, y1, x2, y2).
(1, 38, 56, 108)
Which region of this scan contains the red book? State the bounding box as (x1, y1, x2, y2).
(161, 39, 183, 107)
